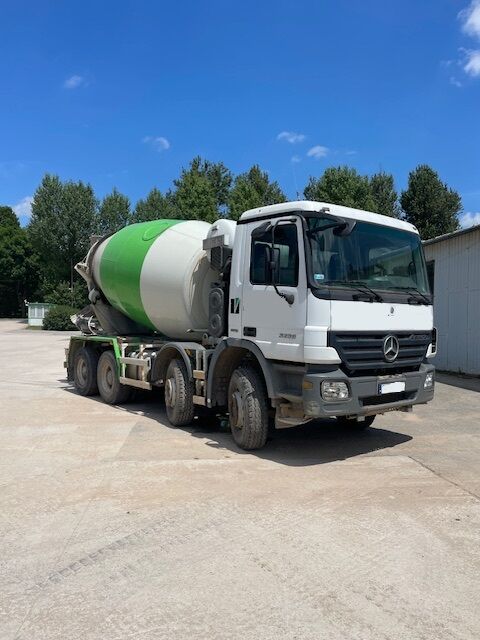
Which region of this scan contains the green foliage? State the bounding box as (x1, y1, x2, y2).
(303, 167, 401, 218)
(369, 172, 400, 218)
(133, 188, 173, 222)
(0, 206, 20, 229)
(170, 157, 233, 222)
(172, 170, 218, 222)
(43, 305, 78, 331)
(43, 280, 89, 309)
(97, 188, 131, 234)
(400, 165, 461, 239)
(0, 207, 39, 316)
(228, 165, 286, 220)
(29, 175, 98, 284)
(304, 166, 375, 211)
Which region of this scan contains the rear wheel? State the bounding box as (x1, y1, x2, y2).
(336, 415, 376, 430)
(97, 350, 131, 404)
(228, 365, 269, 450)
(73, 347, 99, 396)
(165, 358, 195, 426)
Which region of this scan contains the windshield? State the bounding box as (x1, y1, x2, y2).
(307, 217, 430, 295)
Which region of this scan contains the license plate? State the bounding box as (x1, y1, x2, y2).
(378, 381, 405, 395)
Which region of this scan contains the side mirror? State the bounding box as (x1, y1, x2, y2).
(333, 218, 357, 236)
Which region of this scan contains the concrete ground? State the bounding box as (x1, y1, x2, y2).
(0, 319, 479, 640)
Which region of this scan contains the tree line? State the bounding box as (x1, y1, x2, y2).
(0, 158, 462, 317)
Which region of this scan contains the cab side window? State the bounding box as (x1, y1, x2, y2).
(250, 223, 299, 286)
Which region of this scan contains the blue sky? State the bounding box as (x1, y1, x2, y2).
(1, 0, 480, 226)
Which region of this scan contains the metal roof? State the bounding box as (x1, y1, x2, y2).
(423, 223, 480, 246)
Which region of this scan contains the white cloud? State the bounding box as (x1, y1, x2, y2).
(449, 76, 463, 87)
(142, 136, 170, 151)
(291, 155, 301, 164)
(13, 196, 33, 225)
(456, 2, 480, 79)
(277, 131, 306, 144)
(464, 49, 480, 75)
(460, 211, 480, 227)
(63, 75, 86, 89)
(460, 1, 480, 38)
(307, 145, 329, 159)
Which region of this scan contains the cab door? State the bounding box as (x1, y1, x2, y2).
(240, 217, 307, 362)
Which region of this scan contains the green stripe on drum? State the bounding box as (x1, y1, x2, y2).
(99, 219, 183, 330)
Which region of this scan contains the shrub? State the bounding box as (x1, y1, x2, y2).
(44, 281, 89, 309)
(43, 305, 78, 331)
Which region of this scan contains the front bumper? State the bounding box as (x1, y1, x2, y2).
(302, 363, 435, 419)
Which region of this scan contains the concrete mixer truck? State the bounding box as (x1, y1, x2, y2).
(66, 200, 436, 450)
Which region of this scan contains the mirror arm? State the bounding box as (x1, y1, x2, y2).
(270, 220, 295, 306)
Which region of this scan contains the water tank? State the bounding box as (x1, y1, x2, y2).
(89, 219, 216, 339)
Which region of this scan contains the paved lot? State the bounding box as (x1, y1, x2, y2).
(0, 319, 479, 640)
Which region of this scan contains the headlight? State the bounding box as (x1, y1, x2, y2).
(424, 372, 434, 388)
(321, 380, 350, 401)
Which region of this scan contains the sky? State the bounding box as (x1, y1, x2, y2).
(1, 0, 480, 227)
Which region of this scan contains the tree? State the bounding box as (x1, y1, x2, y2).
(400, 165, 461, 239)
(97, 188, 131, 234)
(304, 166, 375, 210)
(369, 172, 400, 218)
(29, 174, 98, 286)
(170, 157, 233, 222)
(172, 170, 218, 223)
(0, 206, 21, 229)
(228, 165, 286, 220)
(44, 280, 89, 309)
(0, 207, 39, 316)
(133, 188, 174, 222)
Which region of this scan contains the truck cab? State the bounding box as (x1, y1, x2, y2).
(205, 200, 435, 440)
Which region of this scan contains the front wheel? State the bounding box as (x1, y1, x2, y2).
(228, 365, 269, 450)
(336, 415, 376, 430)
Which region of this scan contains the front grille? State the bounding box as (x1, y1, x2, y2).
(328, 331, 431, 375)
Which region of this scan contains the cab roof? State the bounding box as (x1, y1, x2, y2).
(239, 200, 419, 235)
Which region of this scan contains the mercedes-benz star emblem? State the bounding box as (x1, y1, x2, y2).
(383, 335, 400, 362)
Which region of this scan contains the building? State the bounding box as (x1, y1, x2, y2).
(423, 225, 480, 376)
(27, 302, 55, 327)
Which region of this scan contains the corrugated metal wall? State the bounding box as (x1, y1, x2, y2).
(424, 227, 480, 375)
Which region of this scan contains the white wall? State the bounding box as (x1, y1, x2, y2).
(424, 227, 480, 375)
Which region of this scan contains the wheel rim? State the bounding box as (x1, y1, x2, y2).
(105, 365, 114, 389)
(229, 390, 244, 430)
(76, 357, 88, 386)
(165, 377, 176, 407)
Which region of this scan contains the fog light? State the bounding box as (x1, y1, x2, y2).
(321, 380, 350, 401)
(424, 372, 434, 388)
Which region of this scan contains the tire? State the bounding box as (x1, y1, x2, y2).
(97, 350, 131, 405)
(228, 364, 269, 450)
(164, 358, 195, 426)
(73, 346, 99, 396)
(336, 415, 376, 430)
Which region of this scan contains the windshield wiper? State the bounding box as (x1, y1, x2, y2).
(390, 287, 431, 305)
(325, 280, 383, 302)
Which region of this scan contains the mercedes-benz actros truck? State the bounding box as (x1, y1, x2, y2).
(66, 200, 436, 449)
